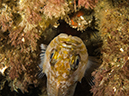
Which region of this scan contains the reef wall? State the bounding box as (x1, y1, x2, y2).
(91, 0, 129, 96)
(0, 0, 129, 96)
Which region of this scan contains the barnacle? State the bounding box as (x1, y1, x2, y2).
(65, 9, 94, 31)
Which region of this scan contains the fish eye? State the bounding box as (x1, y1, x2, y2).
(75, 55, 80, 66)
(50, 49, 57, 66)
(70, 54, 80, 71)
(50, 52, 54, 59)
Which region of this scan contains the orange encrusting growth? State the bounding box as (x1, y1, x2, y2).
(70, 11, 85, 27)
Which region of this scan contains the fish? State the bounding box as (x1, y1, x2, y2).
(39, 33, 100, 96)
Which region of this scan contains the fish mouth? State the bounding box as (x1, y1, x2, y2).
(47, 79, 77, 96)
(56, 33, 83, 48)
(56, 82, 76, 96)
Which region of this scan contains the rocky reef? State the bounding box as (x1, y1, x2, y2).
(0, 0, 129, 96)
(91, 0, 129, 96)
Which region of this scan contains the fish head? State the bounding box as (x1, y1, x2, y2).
(43, 33, 88, 96)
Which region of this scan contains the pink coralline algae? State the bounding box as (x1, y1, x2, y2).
(0, 4, 13, 32)
(78, 0, 98, 9)
(9, 27, 40, 52)
(91, 0, 129, 96)
(8, 49, 39, 93)
(26, 7, 42, 25)
(43, 0, 70, 19)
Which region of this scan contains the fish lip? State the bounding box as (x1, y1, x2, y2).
(57, 33, 83, 48)
(53, 80, 77, 96)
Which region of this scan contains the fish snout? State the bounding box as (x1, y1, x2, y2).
(47, 79, 77, 96)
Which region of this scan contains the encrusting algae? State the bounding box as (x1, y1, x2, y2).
(91, 0, 129, 96)
(1, 0, 129, 96)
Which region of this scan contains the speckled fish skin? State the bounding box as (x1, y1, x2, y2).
(43, 33, 88, 96)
